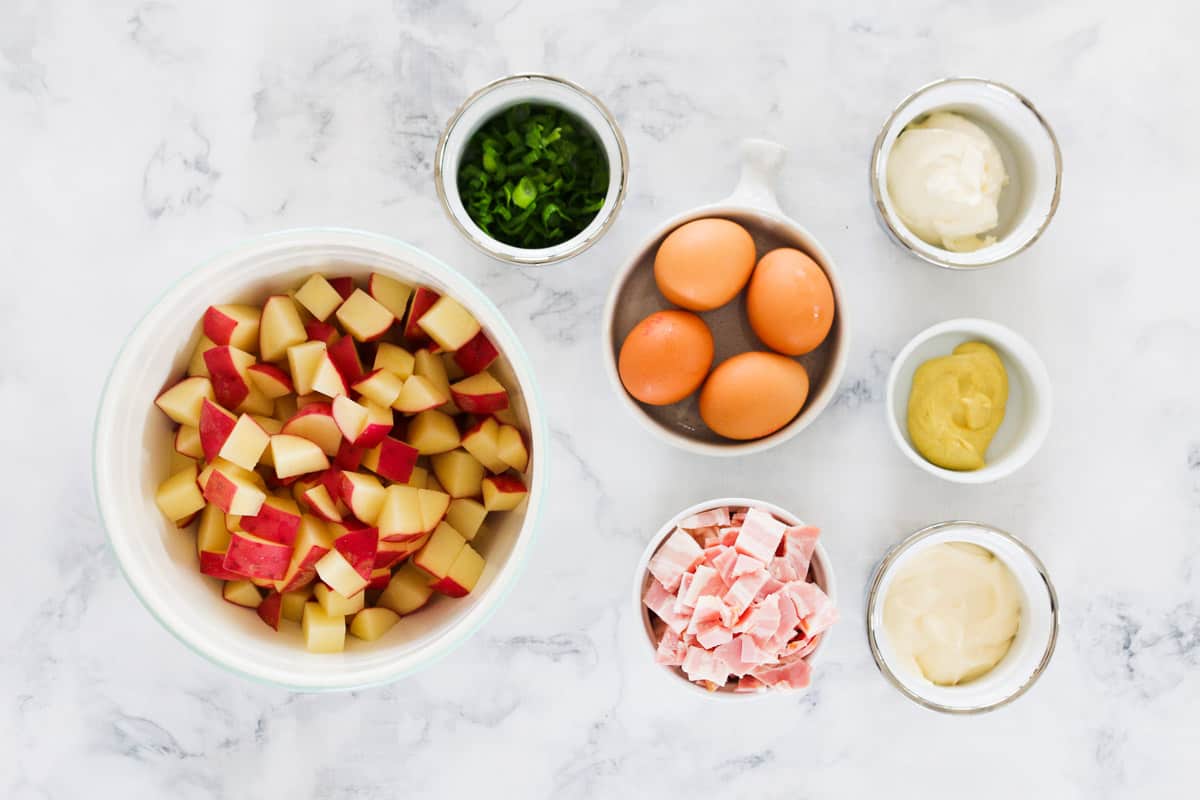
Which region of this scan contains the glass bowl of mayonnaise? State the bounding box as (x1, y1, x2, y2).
(870, 77, 1062, 269)
(865, 521, 1059, 713)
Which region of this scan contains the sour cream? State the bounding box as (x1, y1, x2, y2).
(882, 542, 1021, 686)
(886, 111, 1009, 252)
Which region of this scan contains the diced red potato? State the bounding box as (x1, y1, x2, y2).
(155, 376, 215, 427)
(152, 274, 531, 653)
(453, 330, 499, 375)
(374, 343, 415, 380)
(642, 506, 834, 692)
(260, 295, 307, 362)
(368, 273, 414, 321)
(326, 336, 365, 385)
(294, 274, 344, 321)
(417, 296, 480, 351)
(187, 336, 217, 378)
(304, 319, 338, 344)
(280, 403, 342, 456)
(336, 289, 394, 342)
(247, 363, 294, 399)
(203, 305, 261, 352)
(449, 371, 508, 414)
(403, 287, 439, 340)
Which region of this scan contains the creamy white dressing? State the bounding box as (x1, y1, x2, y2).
(886, 111, 1009, 252)
(882, 542, 1021, 686)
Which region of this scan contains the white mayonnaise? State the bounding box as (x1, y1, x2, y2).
(882, 541, 1021, 685)
(886, 111, 1009, 252)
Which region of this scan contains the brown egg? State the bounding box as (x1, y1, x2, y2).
(618, 310, 715, 406)
(699, 352, 810, 440)
(746, 248, 835, 356)
(654, 218, 756, 311)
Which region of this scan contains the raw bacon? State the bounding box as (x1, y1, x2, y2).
(641, 505, 836, 692)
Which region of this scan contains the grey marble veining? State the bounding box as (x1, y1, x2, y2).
(3, 0, 1198, 797)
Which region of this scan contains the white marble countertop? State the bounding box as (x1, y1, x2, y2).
(5, 1, 1198, 797)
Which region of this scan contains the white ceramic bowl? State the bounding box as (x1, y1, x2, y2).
(93, 228, 547, 691)
(435, 73, 628, 265)
(603, 139, 850, 457)
(870, 77, 1062, 269)
(865, 521, 1059, 713)
(885, 318, 1052, 484)
(632, 497, 837, 701)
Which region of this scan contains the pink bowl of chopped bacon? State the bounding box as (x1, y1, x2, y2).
(633, 497, 838, 698)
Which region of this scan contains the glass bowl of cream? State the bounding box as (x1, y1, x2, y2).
(866, 521, 1059, 713)
(870, 78, 1062, 269)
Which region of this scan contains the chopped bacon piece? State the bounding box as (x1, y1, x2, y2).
(724, 569, 771, 615)
(647, 528, 704, 592)
(682, 645, 729, 686)
(679, 507, 730, 530)
(687, 594, 733, 635)
(673, 572, 696, 613)
(734, 595, 781, 642)
(754, 575, 785, 603)
(642, 578, 691, 634)
(790, 582, 839, 637)
(735, 674, 765, 693)
(781, 525, 819, 580)
(655, 628, 688, 666)
(734, 508, 787, 563)
(711, 546, 739, 584)
(761, 592, 801, 657)
(732, 554, 765, 578)
(696, 619, 734, 649)
(752, 656, 812, 690)
(719, 527, 740, 546)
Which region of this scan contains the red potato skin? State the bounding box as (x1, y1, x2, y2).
(373, 548, 409, 570)
(222, 533, 290, 580)
(334, 527, 379, 580)
(403, 287, 439, 340)
(305, 320, 338, 344)
(454, 331, 499, 375)
(203, 306, 247, 347)
(199, 550, 241, 580)
(199, 399, 237, 460)
(335, 440, 367, 470)
(202, 470, 242, 513)
(428, 576, 470, 598)
(450, 388, 508, 415)
(328, 277, 355, 300)
(372, 437, 419, 483)
(256, 590, 283, 630)
(240, 504, 301, 546)
(276, 544, 329, 593)
(366, 571, 392, 592)
(488, 474, 527, 493)
(204, 346, 251, 408)
(327, 336, 365, 383)
(248, 362, 294, 396)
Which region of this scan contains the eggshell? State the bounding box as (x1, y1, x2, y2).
(619, 311, 715, 406)
(746, 248, 835, 356)
(699, 352, 809, 440)
(654, 219, 756, 311)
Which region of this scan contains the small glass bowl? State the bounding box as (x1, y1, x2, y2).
(865, 521, 1059, 713)
(870, 77, 1062, 269)
(435, 73, 629, 266)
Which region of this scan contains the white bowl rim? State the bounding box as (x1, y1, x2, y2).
(869, 76, 1063, 270)
(91, 226, 548, 691)
(884, 317, 1052, 484)
(631, 496, 838, 701)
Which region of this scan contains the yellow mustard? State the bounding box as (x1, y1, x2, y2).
(906, 341, 1008, 470)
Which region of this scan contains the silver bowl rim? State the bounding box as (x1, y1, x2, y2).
(869, 76, 1063, 271)
(864, 519, 1060, 714)
(434, 72, 629, 266)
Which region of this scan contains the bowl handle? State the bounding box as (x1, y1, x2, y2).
(721, 138, 786, 214)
